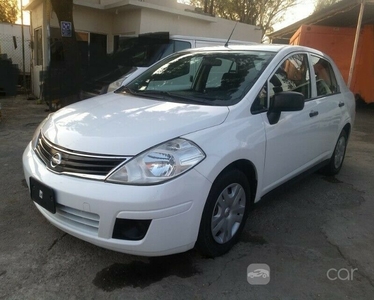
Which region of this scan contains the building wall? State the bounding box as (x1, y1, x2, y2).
(30, 3, 45, 97)
(145, 0, 190, 10)
(31, 3, 44, 28)
(112, 9, 142, 36)
(99, 0, 191, 10)
(79, 0, 100, 4)
(49, 6, 114, 52)
(139, 9, 262, 42)
(27, 0, 262, 97)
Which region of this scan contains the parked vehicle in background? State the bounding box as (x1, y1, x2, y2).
(23, 44, 355, 257)
(80, 32, 255, 99)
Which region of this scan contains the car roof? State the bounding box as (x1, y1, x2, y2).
(181, 43, 325, 56)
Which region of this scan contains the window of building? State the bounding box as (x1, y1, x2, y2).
(90, 33, 107, 64)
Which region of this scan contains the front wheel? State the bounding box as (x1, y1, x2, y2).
(321, 129, 348, 176)
(197, 169, 251, 257)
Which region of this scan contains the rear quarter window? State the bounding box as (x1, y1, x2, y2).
(311, 55, 339, 96)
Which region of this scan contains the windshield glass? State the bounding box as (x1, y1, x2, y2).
(119, 50, 275, 106)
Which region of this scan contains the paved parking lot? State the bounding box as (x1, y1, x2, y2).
(1, 95, 373, 299)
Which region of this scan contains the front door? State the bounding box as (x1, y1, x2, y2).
(261, 53, 321, 193)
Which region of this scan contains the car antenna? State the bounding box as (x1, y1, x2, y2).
(225, 22, 238, 47)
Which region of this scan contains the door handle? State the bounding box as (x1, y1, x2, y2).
(339, 102, 345, 107)
(309, 110, 319, 118)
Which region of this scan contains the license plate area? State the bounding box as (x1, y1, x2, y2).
(30, 177, 56, 214)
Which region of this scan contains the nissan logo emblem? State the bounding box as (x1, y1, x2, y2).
(50, 153, 62, 168)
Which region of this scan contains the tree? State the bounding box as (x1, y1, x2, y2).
(0, 0, 19, 24)
(314, 0, 342, 12)
(190, 0, 298, 38)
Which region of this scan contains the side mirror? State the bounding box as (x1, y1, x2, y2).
(267, 91, 304, 125)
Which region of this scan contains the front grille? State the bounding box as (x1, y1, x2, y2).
(55, 204, 100, 236)
(35, 134, 127, 179)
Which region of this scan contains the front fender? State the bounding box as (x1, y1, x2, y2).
(184, 114, 266, 202)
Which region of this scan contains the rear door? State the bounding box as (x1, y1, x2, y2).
(309, 54, 344, 155)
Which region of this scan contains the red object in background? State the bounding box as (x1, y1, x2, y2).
(291, 24, 374, 103)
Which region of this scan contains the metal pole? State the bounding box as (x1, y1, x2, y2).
(347, 0, 365, 88)
(21, 0, 27, 94)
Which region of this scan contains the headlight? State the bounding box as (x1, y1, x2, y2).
(106, 138, 205, 185)
(31, 114, 52, 149)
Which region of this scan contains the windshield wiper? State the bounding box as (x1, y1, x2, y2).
(139, 90, 173, 99)
(116, 87, 172, 100)
(124, 90, 214, 105)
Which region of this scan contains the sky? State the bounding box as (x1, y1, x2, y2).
(273, 0, 316, 30)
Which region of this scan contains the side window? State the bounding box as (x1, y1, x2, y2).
(251, 83, 268, 113)
(269, 53, 311, 100)
(311, 55, 339, 96)
(252, 53, 310, 114)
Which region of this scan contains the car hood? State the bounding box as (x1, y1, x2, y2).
(42, 93, 229, 155)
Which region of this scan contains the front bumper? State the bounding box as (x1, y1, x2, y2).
(23, 142, 211, 256)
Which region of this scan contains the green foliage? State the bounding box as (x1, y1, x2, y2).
(0, 0, 19, 24)
(190, 0, 298, 37)
(314, 0, 342, 12)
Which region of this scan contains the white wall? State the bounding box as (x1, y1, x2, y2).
(30, 3, 45, 97)
(78, 0, 100, 4)
(139, 9, 207, 36)
(139, 9, 262, 42)
(49, 6, 114, 52)
(73, 6, 113, 37)
(146, 0, 190, 10)
(0, 23, 31, 68)
(112, 9, 142, 36)
(31, 3, 43, 28)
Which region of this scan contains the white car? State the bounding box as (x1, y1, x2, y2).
(23, 45, 355, 257)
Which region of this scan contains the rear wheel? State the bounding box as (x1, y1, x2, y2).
(321, 129, 348, 176)
(197, 169, 251, 257)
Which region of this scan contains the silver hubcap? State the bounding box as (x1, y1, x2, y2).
(334, 135, 346, 169)
(211, 183, 246, 244)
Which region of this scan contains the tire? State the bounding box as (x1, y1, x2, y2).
(197, 169, 251, 257)
(321, 129, 348, 176)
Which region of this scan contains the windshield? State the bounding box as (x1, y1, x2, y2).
(118, 50, 275, 106)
